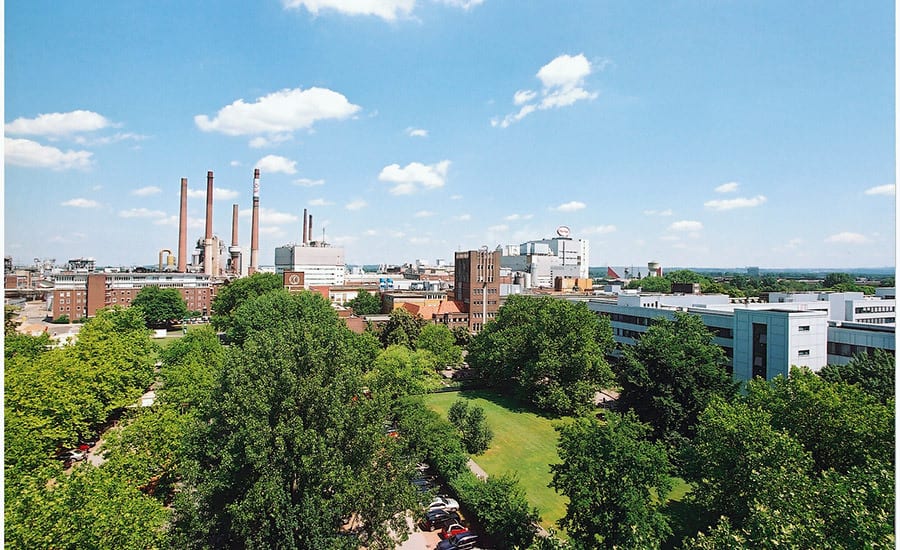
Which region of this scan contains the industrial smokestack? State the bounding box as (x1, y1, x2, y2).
(178, 178, 188, 272)
(205, 171, 214, 241)
(308, 215, 313, 244)
(302, 208, 308, 245)
(229, 204, 241, 275)
(231, 204, 239, 246)
(249, 168, 260, 274)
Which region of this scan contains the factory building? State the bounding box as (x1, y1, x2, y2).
(499, 227, 590, 288)
(274, 209, 345, 287)
(582, 290, 895, 383)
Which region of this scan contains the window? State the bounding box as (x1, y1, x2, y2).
(798, 349, 810, 357)
(798, 325, 810, 332)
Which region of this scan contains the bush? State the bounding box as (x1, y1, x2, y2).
(52, 314, 70, 324)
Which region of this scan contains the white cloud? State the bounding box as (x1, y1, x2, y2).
(249, 134, 292, 149)
(195, 87, 360, 136)
(704, 195, 767, 211)
(154, 215, 204, 229)
(282, 0, 415, 20)
(230, 160, 242, 167)
(786, 238, 803, 249)
(864, 184, 895, 196)
(379, 160, 450, 194)
(825, 232, 870, 244)
(453, 214, 472, 221)
(582, 225, 617, 235)
(450, 194, 463, 200)
(258, 226, 286, 237)
(714, 181, 740, 193)
(92, 184, 103, 191)
(73, 132, 147, 146)
(239, 206, 299, 225)
(513, 90, 537, 105)
(364, 229, 378, 236)
(494, 54, 599, 128)
(6, 138, 93, 170)
(554, 200, 586, 212)
(309, 198, 333, 206)
(409, 236, 432, 245)
(119, 208, 167, 218)
(406, 127, 428, 137)
(436, 0, 484, 9)
(488, 224, 509, 232)
(504, 213, 533, 221)
(345, 200, 367, 211)
(256, 154, 298, 175)
(669, 220, 703, 232)
(186, 187, 240, 200)
(132, 186, 162, 196)
(5, 110, 112, 136)
(294, 177, 325, 187)
(61, 198, 100, 208)
(414, 210, 435, 218)
(643, 209, 673, 216)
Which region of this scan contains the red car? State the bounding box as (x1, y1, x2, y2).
(439, 522, 468, 540)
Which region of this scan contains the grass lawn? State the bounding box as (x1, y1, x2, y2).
(424, 389, 694, 540)
(424, 390, 571, 532)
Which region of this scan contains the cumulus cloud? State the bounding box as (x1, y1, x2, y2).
(195, 87, 360, 137)
(504, 213, 533, 221)
(294, 177, 325, 187)
(73, 132, 147, 146)
(582, 225, 617, 235)
(825, 232, 870, 244)
(282, 0, 415, 20)
(309, 198, 333, 206)
(669, 220, 703, 232)
(61, 198, 100, 208)
(345, 199, 367, 211)
(704, 195, 767, 211)
(436, 0, 484, 9)
(186, 187, 240, 200)
(119, 208, 166, 218)
(714, 182, 740, 193)
(379, 160, 450, 194)
(553, 200, 586, 212)
(132, 186, 162, 196)
(414, 210, 435, 218)
(239, 206, 299, 226)
(865, 184, 895, 196)
(249, 134, 292, 149)
(5, 110, 112, 136)
(643, 209, 673, 216)
(6, 138, 93, 170)
(453, 214, 472, 221)
(406, 127, 428, 137)
(154, 215, 204, 229)
(488, 224, 509, 232)
(493, 53, 600, 128)
(256, 154, 298, 175)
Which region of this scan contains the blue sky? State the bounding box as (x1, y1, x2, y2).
(5, 1, 896, 269)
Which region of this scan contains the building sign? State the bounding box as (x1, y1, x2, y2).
(283, 271, 305, 292)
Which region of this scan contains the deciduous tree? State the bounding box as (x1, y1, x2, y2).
(416, 323, 463, 367)
(819, 349, 895, 404)
(347, 289, 382, 315)
(131, 285, 189, 328)
(378, 307, 427, 349)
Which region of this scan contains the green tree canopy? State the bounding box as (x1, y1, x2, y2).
(627, 276, 671, 293)
(210, 272, 283, 331)
(347, 289, 382, 315)
(551, 412, 673, 549)
(416, 323, 463, 366)
(467, 295, 615, 414)
(365, 344, 441, 398)
(819, 350, 895, 404)
(131, 285, 188, 328)
(447, 399, 493, 454)
(378, 307, 428, 348)
(617, 312, 738, 447)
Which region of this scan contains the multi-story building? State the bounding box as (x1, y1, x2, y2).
(583, 291, 894, 382)
(274, 244, 345, 288)
(51, 272, 213, 320)
(455, 249, 501, 332)
(499, 229, 590, 288)
(767, 291, 895, 326)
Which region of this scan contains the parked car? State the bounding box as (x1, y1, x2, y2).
(412, 477, 436, 493)
(437, 531, 479, 550)
(422, 509, 461, 531)
(56, 450, 86, 462)
(439, 522, 469, 540)
(424, 496, 459, 513)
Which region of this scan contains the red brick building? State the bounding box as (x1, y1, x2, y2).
(454, 249, 501, 332)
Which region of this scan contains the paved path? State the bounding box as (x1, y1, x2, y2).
(467, 458, 488, 480)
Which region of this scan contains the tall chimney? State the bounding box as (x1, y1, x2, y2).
(249, 169, 260, 274)
(178, 178, 188, 272)
(302, 208, 308, 245)
(205, 171, 214, 241)
(229, 203, 241, 275)
(308, 214, 313, 244)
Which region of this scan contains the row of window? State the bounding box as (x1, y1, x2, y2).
(855, 306, 894, 314)
(827, 342, 887, 358)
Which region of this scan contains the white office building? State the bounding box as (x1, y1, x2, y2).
(274, 244, 345, 288)
(499, 232, 590, 288)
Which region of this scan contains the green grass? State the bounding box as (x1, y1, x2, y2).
(424, 390, 694, 539)
(424, 390, 571, 532)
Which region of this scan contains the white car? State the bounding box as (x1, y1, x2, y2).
(425, 496, 459, 513)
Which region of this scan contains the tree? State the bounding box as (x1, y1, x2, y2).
(210, 272, 283, 331)
(416, 323, 463, 367)
(131, 285, 188, 328)
(159, 326, 225, 411)
(173, 290, 417, 549)
(627, 277, 671, 293)
(365, 344, 442, 398)
(823, 272, 854, 288)
(467, 295, 615, 414)
(378, 307, 427, 348)
(451, 325, 471, 347)
(447, 399, 493, 454)
(451, 472, 540, 550)
(347, 289, 382, 315)
(819, 349, 895, 404)
(550, 412, 672, 549)
(617, 312, 738, 447)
